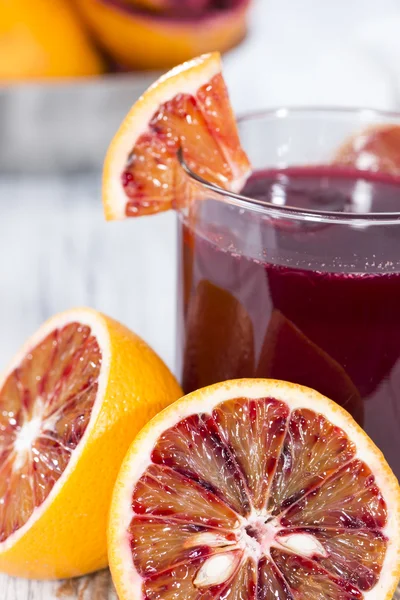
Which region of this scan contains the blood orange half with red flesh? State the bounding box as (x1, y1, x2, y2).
(0, 321, 100, 544)
(0, 308, 182, 579)
(108, 379, 400, 600)
(103, 52, 251, 220)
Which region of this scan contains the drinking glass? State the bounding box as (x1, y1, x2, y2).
(176, 107, 400, 479)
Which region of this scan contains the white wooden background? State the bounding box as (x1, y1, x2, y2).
(2, 0, 400, 597)
(0, 175, 175, 600)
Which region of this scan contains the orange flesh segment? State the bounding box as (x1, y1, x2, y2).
(268, 408, 356, 514)
(0, 323, 101, 542)
(122, 73, 250, 217)
(212, 397, 289, 511)
(151, 413, 251, 515)
(129, 397, 389, 599)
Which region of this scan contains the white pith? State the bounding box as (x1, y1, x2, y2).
(104, 52, 250, 220)
(188, 517, 329, 586)
(0, 308, 111, 553)
(14, 415, 42, 454)
(109, 379, 400, 600)
(240, 516, 280, 560)
(163, 512, 329, 583)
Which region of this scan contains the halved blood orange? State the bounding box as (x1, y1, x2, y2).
(0, 308, 182, 579)
(123, 0, 210, 14)
(102, 52, 251, 220)
(76, 2, 250, 71)
(108, 379, 400, 600)
(333, 124, 400, 176)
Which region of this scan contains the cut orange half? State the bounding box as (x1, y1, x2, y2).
(102, 52, 251, 220)
(0, 308, 182, 579)
(108, 379, 400, 600)
(76, 1, 249, 71)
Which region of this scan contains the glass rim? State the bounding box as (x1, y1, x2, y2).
(178, 106, 400, 226)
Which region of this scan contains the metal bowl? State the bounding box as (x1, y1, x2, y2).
(0, 72, 158, 174)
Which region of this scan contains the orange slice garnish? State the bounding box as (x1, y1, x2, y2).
(108, 379, 400, 600)
(102, 52, 251, 220)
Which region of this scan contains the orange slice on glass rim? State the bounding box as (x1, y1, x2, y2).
(108, 379, 400, 600)
(0, 308, 181, 579)
(102, 52, 251, 220)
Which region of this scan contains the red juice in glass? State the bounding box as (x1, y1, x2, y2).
(176, 110, 400, 479)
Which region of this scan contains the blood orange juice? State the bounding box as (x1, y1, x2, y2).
(177, 164, 400, 479)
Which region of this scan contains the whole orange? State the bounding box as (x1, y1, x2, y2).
(0, 0, 103, 81)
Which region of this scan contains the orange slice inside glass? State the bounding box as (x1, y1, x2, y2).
(333, 124, 400, 177)
(108, 379, 400, 600)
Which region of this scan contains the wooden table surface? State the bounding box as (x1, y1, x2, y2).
(2, 570, 400, 600)
(0, 570, 117, 600)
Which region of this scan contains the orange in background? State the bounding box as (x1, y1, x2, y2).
(123, 0, 170, 11)
(334, 124, 400, 177)
(0, 0, 103, 81)
(125, 0, 211, 14)
(75, 0, 251, 70)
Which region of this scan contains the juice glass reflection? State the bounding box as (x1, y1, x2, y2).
(176, 108, 400, 479)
